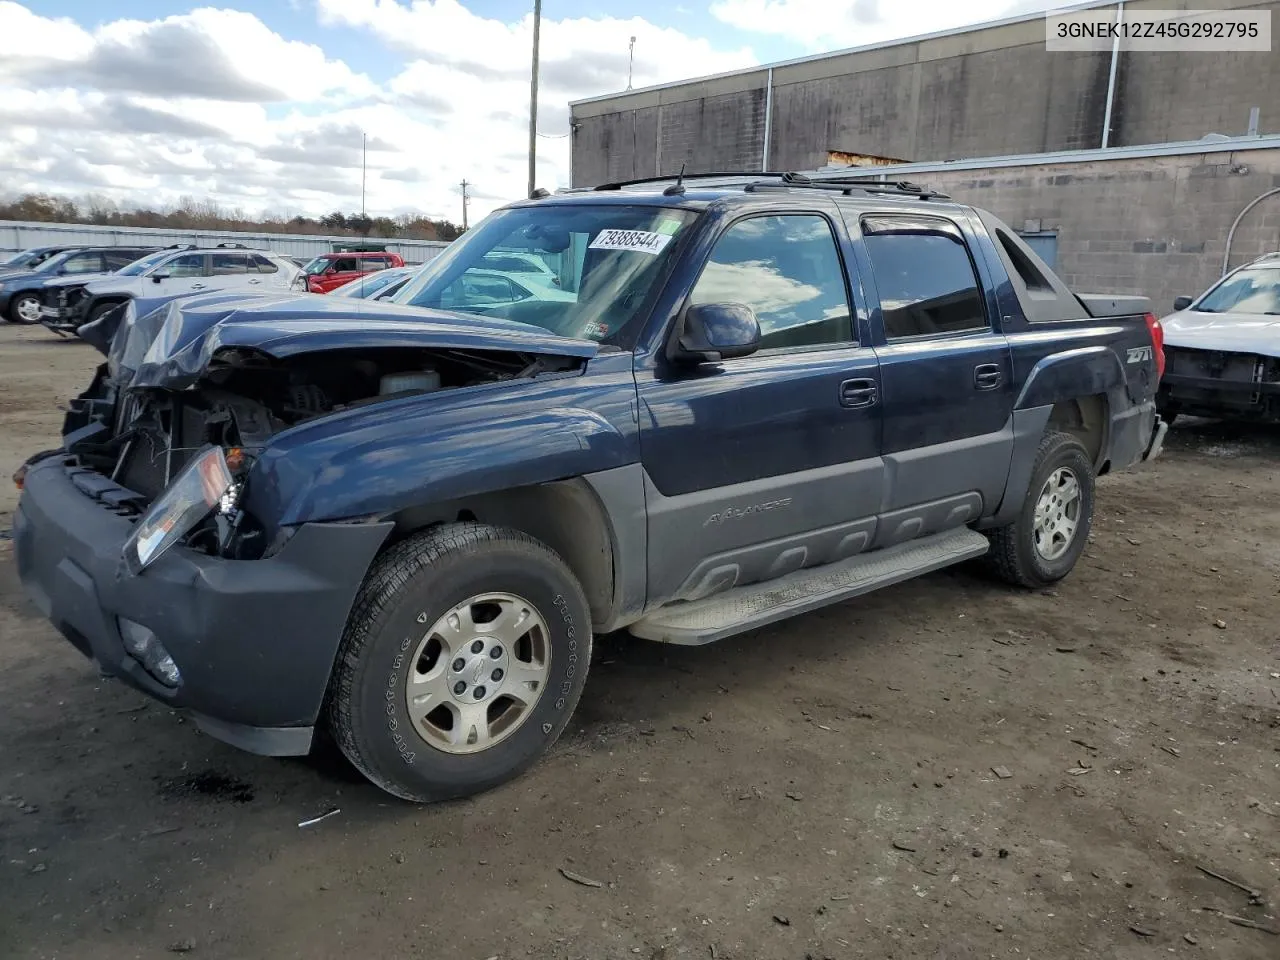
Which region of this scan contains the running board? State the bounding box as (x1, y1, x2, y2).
(629, 528, 990, 645)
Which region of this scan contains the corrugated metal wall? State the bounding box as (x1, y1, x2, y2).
(0, 220, 452, 265)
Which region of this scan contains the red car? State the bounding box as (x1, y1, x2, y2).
(297, 252, 405, 294)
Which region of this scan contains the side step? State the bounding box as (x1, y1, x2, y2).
(629, 527, 990, 645)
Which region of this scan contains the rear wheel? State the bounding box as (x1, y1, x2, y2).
(986, 431, 1095, 588)
(325, 523, 591, 802)
(8, 294, 42, 325)
(86, 301, 124, 326)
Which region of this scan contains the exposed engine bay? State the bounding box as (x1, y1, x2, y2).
(58, 344, 580, 560)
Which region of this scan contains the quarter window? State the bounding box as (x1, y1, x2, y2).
(862, 217, 987, 338)
(690, 214, 853, 350)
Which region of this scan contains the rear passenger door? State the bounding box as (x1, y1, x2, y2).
(850, 211, 1014, 538)
(249, 253, 290, 290)
(636, 209, 883, 604)
(210, 251, 261, 292)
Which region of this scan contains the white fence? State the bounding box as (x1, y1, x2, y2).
(0, 220, 451, 265)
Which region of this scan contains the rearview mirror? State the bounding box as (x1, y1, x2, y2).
(1173, 295, 1193, 311)
(151, 273, 169, 283)
(674, 303, 762, 364)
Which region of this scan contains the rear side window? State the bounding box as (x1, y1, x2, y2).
(212, 253, 250, 275)
(690, 214, 854, 350)
(862, 216, 987, 338)
(251, 254, 278, 274)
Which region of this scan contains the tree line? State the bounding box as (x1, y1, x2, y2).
(0, 194, 465, 242)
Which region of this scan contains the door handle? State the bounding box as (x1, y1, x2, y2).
(839, 378, 878, 408)
(248, 278, 261, 284)
(191, 283, 206, 290)
(973, 364, 1002, 390)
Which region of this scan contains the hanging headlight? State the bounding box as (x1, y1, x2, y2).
(123, 446, 233, 573)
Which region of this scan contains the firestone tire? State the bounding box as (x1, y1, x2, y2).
(985, 431, 1095, 588)
(325, 523, 592, 803)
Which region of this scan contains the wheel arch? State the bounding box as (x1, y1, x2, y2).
(1048, 394, 1110, 472)
(385, 478, 621, 629)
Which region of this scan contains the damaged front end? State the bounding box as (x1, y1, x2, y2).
(1160, 345, 1280, 422)
(50, 292, 596, 567)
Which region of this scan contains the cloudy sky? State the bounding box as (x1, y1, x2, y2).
(0, 0, 1063, 223)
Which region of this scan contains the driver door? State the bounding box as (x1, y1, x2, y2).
(634, 209, 884, 605)
(151, 253, 209, 295)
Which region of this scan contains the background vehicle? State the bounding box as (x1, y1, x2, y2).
(39, 244, 300, 332)
(328, 265, 416, 300)
(0, 246, 157, 324)
(297, 251, 405, 294)
(15, 174, 1165, 803)
(0, 245, 87, 271)
(478, 251, 561, 287)
(1159, 253, 1280, 424)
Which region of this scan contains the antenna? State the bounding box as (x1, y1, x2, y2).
(662, 162, 687, 196)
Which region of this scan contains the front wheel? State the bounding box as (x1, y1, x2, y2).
(986, 431, 1095, 588)
(325, 523, 592, 802)
(8, 294, 42, 325)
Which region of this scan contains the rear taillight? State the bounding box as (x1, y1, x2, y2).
(1144, 312, 1165, 381)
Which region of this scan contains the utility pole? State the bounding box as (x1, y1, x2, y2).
(627, 36, 636, 90)
(460, 179, 470, 231)
(361, 131, 367, 217)
(527, 0, 541, 199)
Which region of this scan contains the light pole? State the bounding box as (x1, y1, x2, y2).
(527, 0, 541, 199)
(361, 131, 367, 218)
(627, 36, 635, 90)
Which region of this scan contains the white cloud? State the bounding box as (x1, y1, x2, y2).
(0, 0, 758, 223)
(709, 0, 1067, 49)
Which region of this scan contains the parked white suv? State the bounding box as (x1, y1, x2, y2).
(40, 244, 302, 332)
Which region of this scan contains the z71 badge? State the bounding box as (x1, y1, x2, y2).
(1127, 346, 1153, 363)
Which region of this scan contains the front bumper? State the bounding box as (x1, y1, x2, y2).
(14, 456, 391, 755)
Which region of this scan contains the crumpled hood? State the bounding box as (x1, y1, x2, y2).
(42, 273, 112, 290)
(1161, 309, 1280, 357)
(94, 290, 599, 390)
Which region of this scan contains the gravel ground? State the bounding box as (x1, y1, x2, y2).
(0, 321, 1277, 960)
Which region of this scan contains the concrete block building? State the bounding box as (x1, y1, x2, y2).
(568, 0, 1280, 309)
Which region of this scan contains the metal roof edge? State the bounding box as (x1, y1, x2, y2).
(0, 219, 452, 247)
(805, 135, 1280, 178)
(569, 0, 1114, 107)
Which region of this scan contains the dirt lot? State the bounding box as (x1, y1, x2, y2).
(0, 321, 1277, 960)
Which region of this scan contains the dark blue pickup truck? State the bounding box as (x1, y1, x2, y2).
(13, 175, 1167, 801)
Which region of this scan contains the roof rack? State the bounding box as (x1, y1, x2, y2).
(744, 172, 951, 200)
(594, 171, 792, 190)
(590, 170, 949, 200)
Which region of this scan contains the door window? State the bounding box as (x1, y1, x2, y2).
(690, 214, 853, 350)
(212, 253, 250, 275)
(331, 258, 359, 273)
(251, 254, 279, 274)
(160, 254, 205, 278)
(60, 252, 105, 274)
(105, 250, 146, 270)
(861, 217, 987, 338)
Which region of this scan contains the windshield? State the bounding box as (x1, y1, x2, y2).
(390, 204, 695, 342)
(303, 257, 334, 275)
(3, 248, 59, 270)
(330, 268, 410, 299)
(116, 250, 172, 276)
(1195, 266, 1280, 315)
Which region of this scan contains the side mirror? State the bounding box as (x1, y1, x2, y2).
(151, 272, 169, 283)
(1172, 295, 1193, 311)
(674, 302, 762, 363)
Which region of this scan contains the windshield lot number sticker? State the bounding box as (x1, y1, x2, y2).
(590, 229, 672, 255)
